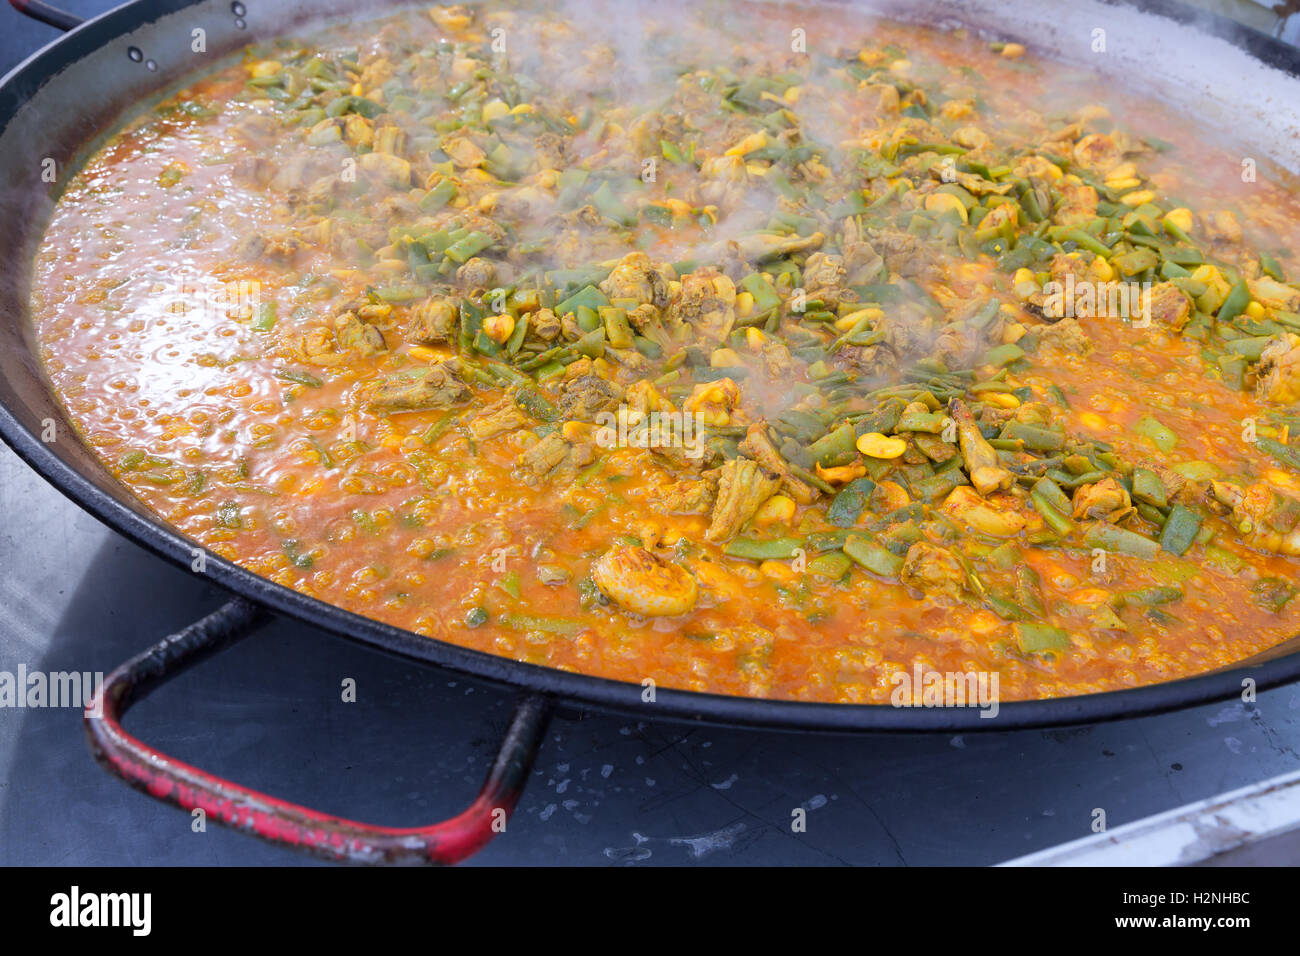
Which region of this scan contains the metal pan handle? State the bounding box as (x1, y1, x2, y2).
(84, 597, 553, 864)
(8, 0, 84, 32)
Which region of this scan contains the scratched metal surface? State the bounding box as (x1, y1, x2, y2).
(2, 1, 1300, 867)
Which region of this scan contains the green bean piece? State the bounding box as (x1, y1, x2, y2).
(807, 552, 852, 580)
(1216, 278, 1251, 322)
(843, 534, 904, 576)
(740, 273, 782, 313)
(723, 536, 804, 560)
(1159, 504, 1202, 556)
(514, 387, 560, 422)
(1260, 253, 1286, 282)
(418, 178, 459, 213)
(1031, 476, 1072, 514)
(808, 423, 859, 467)
(275, 368, 323, 388)
(1134, 415, 1178, 453)
(443, 231, 494, 264)
(1000, 420, 1065, 452)
(1113, 586, 1183, 608)
(1131, 467, 1167, 508)
(251, 301, 277, 331)
(1015, 622, 1071, 653)
(1085, 523, 1160, 559)
(1030, 490, 1075, 537)
(1255, 436, 1300, 472)
(826, 477, 876, 528)
(981, 343, 1025, 367)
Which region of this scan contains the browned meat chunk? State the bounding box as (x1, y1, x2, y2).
(518, 431, 571, 479)
(598, 252, 670, 309)
(1258, 333, 1300, 405)
(738, 423, 818, 504)
(335, 312, 386, 356)
(368, 364, 469, 412)
(705, 458, 780, 543)
(559, 375, 625, 421)
(406, 298, 459, 345)
(900, 542, 964, 597)
(469, 397, 531, 440)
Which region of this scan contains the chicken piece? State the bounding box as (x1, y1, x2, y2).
(367, 364, 469, 412)
(1211, 481, 1300, 555)
(237, 231, 301, 264)
(979, 201, 1020, 232)
(1054, 180, 1098, 226)
(530, 308, 561, 342)
(939, 485, 1033, 537)
(1257, 333, 1300, 405)
(625, 380, 674, 414)
(1200, 209, 1242, 245)
(341, 113, 374, 148)
(705, 458, 781, 543)
(841, 217, 884, 284)
(684, 378, 740, 427)
(598, 251, 670, 309)
(441, 132, 486, 169)
(517, 431, 571, 479)
(833, 342, 897, 377)
(1071, 477, 1133, 522)
(654, 472, 719, 514)
(1137, 459, 1190, 504)
(738, 423, 818, 504)
(469, 396, 531, 440)
(652, 440, 719, 472)
(1249, 276, 1300, 313)
(1141, 282, 1192, 331)
(1037, 317, 1092, 354)
(900, 542, 965, 598)
(291, 326, 345, 367)
(949, 399, 1013, 496)
(759, 338, 796, 378)
(456, 257, 496, 290)
(1040, 253, 1092, 318)
(940, 168, 1015, 198)
(335, 312, 386, 356)
(1072, 133, 1122, 174)
(358, 151, 412, 189)
(867, 228, 936, 278)
(668, 269, 737, 345)
(591, 546, 698, 617)
(714, 231, 824, 265)
(406, 298, 459, 345)
(801, 252, 847, 307)
(559, 374, 625, 422)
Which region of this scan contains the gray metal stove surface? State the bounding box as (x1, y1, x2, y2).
(1, 2, 1299, 867)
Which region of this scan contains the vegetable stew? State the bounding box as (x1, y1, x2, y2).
(29, 2, 1300, 703)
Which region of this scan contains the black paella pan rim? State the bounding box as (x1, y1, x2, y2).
(1, 0, 1299, 735)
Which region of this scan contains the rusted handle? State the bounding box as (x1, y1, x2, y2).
(84, 597, 552, 865)
(8, 0, 84, 31)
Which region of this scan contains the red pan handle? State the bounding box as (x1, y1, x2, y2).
(8, 0, 84, 32)
(84, 597, 553, 865)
